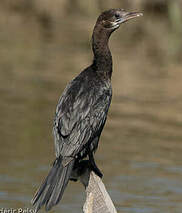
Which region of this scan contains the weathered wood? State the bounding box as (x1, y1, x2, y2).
(82, 171, 117, 213)
(71, 160, 117, 213)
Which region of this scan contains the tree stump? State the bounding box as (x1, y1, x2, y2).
(71, 160, 117, 213)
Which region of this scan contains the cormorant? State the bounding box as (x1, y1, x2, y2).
(32, 8, 142, 212)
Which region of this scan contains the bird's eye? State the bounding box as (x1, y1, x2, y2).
(115, 13, 120, 19)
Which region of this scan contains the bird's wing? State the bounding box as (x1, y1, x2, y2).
(53, 76, 111, 161)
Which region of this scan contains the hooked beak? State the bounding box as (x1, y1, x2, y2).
(116, 12, 143, 25)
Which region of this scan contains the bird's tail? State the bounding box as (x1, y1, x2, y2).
(31, 157, 75, 212)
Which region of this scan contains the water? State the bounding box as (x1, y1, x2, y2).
(0, 11, 182, 213)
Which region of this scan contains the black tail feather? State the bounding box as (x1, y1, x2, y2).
(31, 157, 75, 212)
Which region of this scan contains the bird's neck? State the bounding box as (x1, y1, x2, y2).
(92, 26, 113, 79)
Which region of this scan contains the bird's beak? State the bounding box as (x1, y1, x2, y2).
(116, 11, 143, 25)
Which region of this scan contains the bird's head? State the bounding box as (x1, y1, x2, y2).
(96, 9, 143, 32)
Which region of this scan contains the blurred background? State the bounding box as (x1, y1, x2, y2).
(0, 0, 182, 212)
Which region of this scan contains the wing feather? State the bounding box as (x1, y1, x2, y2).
(53, 72, 112, 159)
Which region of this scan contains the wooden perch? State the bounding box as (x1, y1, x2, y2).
(71, 160, 117, 213)
(82, 171, 117, 213)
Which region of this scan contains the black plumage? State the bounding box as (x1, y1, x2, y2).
(32, 8, 142, 212)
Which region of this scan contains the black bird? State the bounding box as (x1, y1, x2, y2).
(32, 8, 142, 212)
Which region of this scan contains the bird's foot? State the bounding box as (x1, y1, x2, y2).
(91, 165, 103, 178)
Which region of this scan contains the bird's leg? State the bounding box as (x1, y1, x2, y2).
(89, 153, 103, 178)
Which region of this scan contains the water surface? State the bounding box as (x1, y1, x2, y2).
(0, 10, 182, 213)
